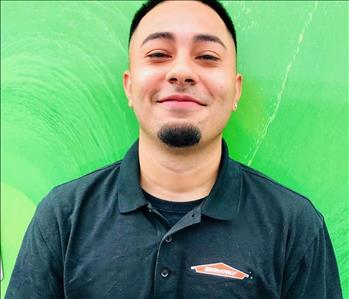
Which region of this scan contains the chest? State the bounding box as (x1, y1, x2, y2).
(63, 209, 284, 298)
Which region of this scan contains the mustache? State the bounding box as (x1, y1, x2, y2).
(153, 86, 202, 101)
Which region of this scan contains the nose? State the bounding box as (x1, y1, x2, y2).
(165, 56, 198, 87)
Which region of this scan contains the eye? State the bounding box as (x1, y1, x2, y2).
(196, 54, 219, 61)
(147, 52, 171, 59)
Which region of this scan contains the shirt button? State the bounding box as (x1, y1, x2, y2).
(160, 268, 170, 278)
(165, 236, 172, 243)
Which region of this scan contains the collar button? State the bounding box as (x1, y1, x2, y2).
(165, 236, 172, 243)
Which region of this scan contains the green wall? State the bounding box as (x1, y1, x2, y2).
(1, 1, 348, 297)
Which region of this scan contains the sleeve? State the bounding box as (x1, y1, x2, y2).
(5, 197, 65, 299)
(281, 221, 343, 299)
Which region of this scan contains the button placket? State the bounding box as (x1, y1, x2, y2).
(153, 207, 202, 298)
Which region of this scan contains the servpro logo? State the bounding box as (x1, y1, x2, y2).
(191, 262, 249, 280)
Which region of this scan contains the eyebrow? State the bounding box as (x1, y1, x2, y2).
(193, 34, 226, 49)
(141, 31, 226, 49)
(141, 32, 174, 46)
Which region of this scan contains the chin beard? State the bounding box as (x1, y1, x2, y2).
(158, 124, 201, 148)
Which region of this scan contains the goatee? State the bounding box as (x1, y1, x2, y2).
(158, 125, 201, 148)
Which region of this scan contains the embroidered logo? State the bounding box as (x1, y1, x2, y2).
(191, 262, 249, 280)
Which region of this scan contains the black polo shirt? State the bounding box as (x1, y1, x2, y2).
(6, 139, 342, 299)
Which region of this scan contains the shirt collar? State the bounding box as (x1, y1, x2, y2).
(200, 139, 241, 221)
(117, 139, 241, 221)
(117, 140, 148, 213)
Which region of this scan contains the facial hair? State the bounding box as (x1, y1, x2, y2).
(158, 124, 201, 148)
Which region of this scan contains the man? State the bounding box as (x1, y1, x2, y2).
(6, 0, 342, 298)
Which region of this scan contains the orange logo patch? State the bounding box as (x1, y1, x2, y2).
(191, 262, 249, 280)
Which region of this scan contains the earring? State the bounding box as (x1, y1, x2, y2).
(234, 103, 238, 111)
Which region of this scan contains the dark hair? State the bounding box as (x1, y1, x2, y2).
(128, 0, 237, 53)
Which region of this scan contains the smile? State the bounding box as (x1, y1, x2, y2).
(157, 94, 207, 108)
(159, 101, 203, 109)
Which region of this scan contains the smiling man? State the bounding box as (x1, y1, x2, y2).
(123, 0, 241, 203)
(6, 0, 342, 298)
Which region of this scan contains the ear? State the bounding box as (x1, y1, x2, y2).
(232, 73, 243, 112)
(123, 70, 133, 107)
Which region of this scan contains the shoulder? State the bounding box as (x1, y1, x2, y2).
(51, 160, 122, 199)
(36, 160, 123, 225)
(31, 160, 123, 255)
(231, 159, 324, 230)
(231, 160, 326, 263)
(236, 160, 322, 215)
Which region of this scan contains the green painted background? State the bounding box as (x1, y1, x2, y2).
(1, 1, 348, 297)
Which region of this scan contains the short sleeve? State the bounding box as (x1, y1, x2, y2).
(5, 196, 64, 299)
(281, 221, 343, 299)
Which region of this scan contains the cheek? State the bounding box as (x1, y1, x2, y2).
(131, 66, 164, 97)
(201, 72, 235, 118)
(205, 77, 233, 105)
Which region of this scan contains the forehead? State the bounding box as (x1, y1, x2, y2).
(131, 1, 233, 49)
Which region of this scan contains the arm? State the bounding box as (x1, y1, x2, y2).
(5, 198, 64, 299)
(281, 221, 342, 299)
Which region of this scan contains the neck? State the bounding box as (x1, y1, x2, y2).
(138, 132, 222, 202)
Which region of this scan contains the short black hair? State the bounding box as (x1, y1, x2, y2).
(128, 0, 237, 53)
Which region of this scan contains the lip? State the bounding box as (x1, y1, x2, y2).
(157, 94, 206, 106)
